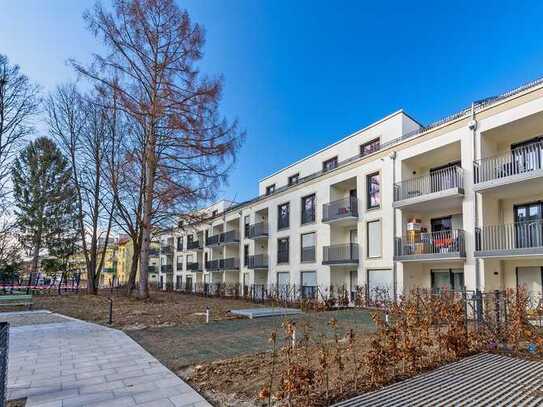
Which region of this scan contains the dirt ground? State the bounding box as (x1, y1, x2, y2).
(30, 290, 265, 329)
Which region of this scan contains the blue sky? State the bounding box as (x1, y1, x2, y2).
(2, 1, 543, 202)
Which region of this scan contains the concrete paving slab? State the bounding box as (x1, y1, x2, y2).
(4, 311, 211, 406)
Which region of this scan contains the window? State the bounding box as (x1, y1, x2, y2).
(288, 173, 300, 186)
(277, 237, 289, 264)
(431, 216, 452, 233)
(360, 138, 380, 156)
(212, 210, 218, 217)
(266, 184, 276, 195)
(431, 269, 464, 292)
(176, 256, 183, 270)
(186, 254, 193, 265)
(367, 269, 393, 301)
(244, 244, 249, 267)
(367, 220, 382, 258)
(301, 232, 316, 262)
(278, 202, 290, 230)
(176, 275, 182, 290)
(177, 236, 183, 251)
(244, 215, 250, 237)
(366, 172, 381, 209)
(301, 271, 317, 299)
(301, 194, 316, 224)
(323, 156, 338, 172)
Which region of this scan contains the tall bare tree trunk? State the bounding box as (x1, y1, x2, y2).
(139, 143, 156, 298)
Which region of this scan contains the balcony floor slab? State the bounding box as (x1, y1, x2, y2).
(393, 188, 464, 211)
(394, 253, 465, 262)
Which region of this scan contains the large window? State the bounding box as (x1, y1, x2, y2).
(244, 215, 250, 237)
(360, 138, 380, 157)
(301, 232, 316, 263)
(366, 172, 381, 209)
(177, 236, 183, 251)
(323, 156, 338, 172)
(278, 202, 290, 230)
(244, 244, 249, 267)
(288, 173, 300, 186)
(277, 237, 289, 264)
(301, 194, 316, 224)
(367, 220, 382, 258)
(266, 184, 276, 195)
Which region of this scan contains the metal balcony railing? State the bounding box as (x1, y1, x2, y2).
(160, 245, 173, 254)
(394, 166, 464, 201)
(247, 222, 269, 239)
(394, 230, 466, 258)
(322, 197, 359, 222)
(277, 249, 289, 264)
(220, 230, 240, 244)
(161, 264, 173, 273)
(206, 234, 220, 246)
(474, 141, 543, 184)
(301, 246, 316, 263)
(323, 243, 359, 264)
(146, 265, 156, 274)
(187, 262, 202, 271)
(248, 254, 269, 269)
(187, 240, 202, 250)
(476, 220, 543, 253)
(205, 259, 220, 271)
(222, 257, 240, 270)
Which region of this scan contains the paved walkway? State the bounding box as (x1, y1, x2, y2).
(334, 353, 543, 406)
(5, 311, 210, 407)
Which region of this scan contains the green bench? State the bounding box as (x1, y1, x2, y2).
(0, 294, 33, 310)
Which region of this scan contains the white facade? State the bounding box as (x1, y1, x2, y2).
(159, 77, 543, 302)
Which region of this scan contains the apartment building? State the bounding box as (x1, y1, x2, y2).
(159, 77, 543, 302)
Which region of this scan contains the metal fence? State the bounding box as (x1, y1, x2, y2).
(322, 197, 359, 222)
(394, 166, 464, 201)
(0, 322, 8, 407)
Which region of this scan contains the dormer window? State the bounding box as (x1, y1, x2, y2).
(266, 184, 276, 195)
(288, 173, 299, 186)
(322, 156, 338, 172)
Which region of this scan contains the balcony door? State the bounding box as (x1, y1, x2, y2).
(516, 267, 543, 303)
(511, 136, 543, 174)
(429, 161, 460, 193)
(514, 202, 543, 249)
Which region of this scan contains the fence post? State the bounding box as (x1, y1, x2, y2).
(108, 298, 113, 325)
(475, 289, 483, 329)
(0, 322, 8, 407)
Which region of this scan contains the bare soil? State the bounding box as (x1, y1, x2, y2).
(30, 290, 264, 329)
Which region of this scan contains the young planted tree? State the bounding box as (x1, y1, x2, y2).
(47, 84, 116, 294)
(73, 0, 244, 298)
(11, 137, 76, 287)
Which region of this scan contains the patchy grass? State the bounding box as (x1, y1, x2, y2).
(30, 290, 265, 329)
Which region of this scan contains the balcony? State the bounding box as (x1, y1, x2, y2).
(149, 248, 160, 257)
(205, 259, 220, 271)
(146, 265, 157, 274)
(187, 262, 202, 271)
(206, 234, 220, 247)
(161, 264, 173, 273)
(220, 230, 240, 246)
(187, 240, 202, 250)
(475, 220, 543, 258)
(393, 166, 464, 210)
(322, 197, 359, 224)
(247, 222, 269, 240)
(247, 254, 269, 269)
(160, 245, 173, 254)
(322, 243, 359, 265)
(222, 257, 240, 271)
(474, 141, 543, 193)
(394, 230, 466, 261)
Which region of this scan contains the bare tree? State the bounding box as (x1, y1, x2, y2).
(47, 84, 116, 294)
(73, 0, 244, 298)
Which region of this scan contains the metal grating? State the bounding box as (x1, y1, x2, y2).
(334, 353, 543, 407)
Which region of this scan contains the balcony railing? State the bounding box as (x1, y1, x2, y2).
(146, 265, 157, 274)
(394, 166, 464, 202)
(475, 220, 543, 255)
(176, 263, 183, 271)
(248, 254, 269, 269)
(247, 222, 269, 239)
(277, 249, 289, 264)
(205, 259, 220, 271)
(149, 248, 160, 257)
(187, 240, 202, 250)
(322, 197, 359, 222)
(323, 243, 359, 264)
(474, 141, 543, 184)
(220, 230, 240, 245)
(187, 262, 202, 271)
(206, 234, 220, 247)
(160, 245, 173, 254)
(161, 264, 173, 273)
(301, 246, 316, 263)
(394, 230, 466, 259)
(222, 257, 240, 270)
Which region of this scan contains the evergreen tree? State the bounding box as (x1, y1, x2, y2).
(11, 137, 77, 286)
